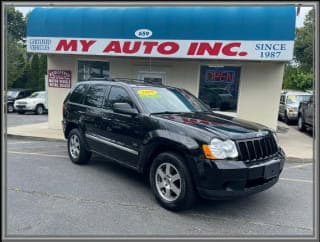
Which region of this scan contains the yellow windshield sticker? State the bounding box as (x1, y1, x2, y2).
(137, 90, 160, 98)
(288, 95, 296, 99)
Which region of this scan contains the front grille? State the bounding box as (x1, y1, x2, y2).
(236, 135, 278, 163)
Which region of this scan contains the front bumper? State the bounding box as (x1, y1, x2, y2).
(195, 150, 285, 200)
(14, 104, 36, 111)
(287, 111, 298, 120)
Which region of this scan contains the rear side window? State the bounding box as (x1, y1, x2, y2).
(105, 86, 133, 108)
(69, 84, 88, 104)
(84, 84, 108, 108)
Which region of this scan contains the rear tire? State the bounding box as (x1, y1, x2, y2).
(149, 152, 196, 211)
(67, 129, 91, 165)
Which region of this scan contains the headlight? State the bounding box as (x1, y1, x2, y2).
(202, 138, 238, 159)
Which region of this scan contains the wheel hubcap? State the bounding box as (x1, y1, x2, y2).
(69, 134, 80, 159)
(155, 162, 181, 202)
(38, 106, 43, 114)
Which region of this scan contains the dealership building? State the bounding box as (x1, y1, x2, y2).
(26, 6, 296, 130)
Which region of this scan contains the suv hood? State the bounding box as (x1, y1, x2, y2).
(154, 112, 272, 140)
(16, 97, 43, 103)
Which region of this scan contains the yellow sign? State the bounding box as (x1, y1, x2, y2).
(137, 89, 159, 97)
(287, 95, 296, 99)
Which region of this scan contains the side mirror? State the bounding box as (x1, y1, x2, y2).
(113, 102, 138, 115)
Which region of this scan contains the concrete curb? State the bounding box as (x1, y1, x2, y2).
(7, 134, 314, 162)
(286, 157, 314, 163)
(7, 134, 65, 143)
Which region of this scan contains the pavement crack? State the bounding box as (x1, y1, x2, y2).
(186, 212, 313, 232)
(8, 187, 156, 211)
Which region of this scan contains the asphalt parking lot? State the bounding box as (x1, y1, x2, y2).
(6, 112, 48, 128)
(6, 137, 314, 237)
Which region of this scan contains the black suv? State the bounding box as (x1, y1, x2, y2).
(7, 88, 32, 113)
(62, 79, 286, 211)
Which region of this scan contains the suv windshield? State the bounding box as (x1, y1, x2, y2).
(133, 87, 210, 114)
(7, 91, 19, 98)
(30, 92, 44, 98)
(286, 95, 311, 104)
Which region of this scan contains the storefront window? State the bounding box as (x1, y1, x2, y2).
(78, 60, 110, 82)
(198, 66, 241, 112)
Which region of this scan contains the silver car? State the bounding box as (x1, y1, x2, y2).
(278, 90, 312, 124)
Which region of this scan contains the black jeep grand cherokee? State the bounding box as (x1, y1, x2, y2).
(62, 79, 285, 211)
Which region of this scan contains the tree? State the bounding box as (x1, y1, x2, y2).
(6, 7, 25, 42)
(294, 9, 314, 73)
(30, 54, 40, 91)
(283, 9, 314, 90)
(7, 42, 26, 88)
(38, 55, 47, 90)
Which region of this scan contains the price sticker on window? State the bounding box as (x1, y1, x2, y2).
(287, 95, 296, 100)
(137, 90, 160, 98)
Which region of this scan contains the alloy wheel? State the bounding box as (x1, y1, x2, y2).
(155, 162, 182, 202)
(69, 134, 80, 159)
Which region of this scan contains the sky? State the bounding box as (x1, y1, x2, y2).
(15, 6, 313, 28)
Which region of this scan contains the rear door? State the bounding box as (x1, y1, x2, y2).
(82, 84, 110, 151)
(67, 84, 89, 128)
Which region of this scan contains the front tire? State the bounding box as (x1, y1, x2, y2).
(67, 129, 91, 165)
(8, 104, 14, 113)
(35, 104, 44, 115)
(149, 152, 196, 211)
(298, 115, 306, 131)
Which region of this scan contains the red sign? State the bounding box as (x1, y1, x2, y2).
(48, 70, 71, 88)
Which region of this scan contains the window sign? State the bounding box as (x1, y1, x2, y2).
(198, 66, 241, 112)
(48, 70, 71, 88)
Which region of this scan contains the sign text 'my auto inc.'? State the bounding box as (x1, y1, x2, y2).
(27, 38, 294, 61)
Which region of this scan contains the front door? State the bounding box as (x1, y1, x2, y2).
(138, 71, 166, 85)
(100, 85, 143, 167)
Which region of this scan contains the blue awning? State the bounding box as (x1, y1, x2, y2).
(27, 6, 296, 41)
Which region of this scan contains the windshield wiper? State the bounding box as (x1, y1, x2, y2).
(150, 111, 186, 115)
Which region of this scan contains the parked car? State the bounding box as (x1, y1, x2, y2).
(298, 95, 314, 132)
(14, 91, 48, 115)
(6, 88, 32, 113)
(278, 90, 312, 124)
(62, 79, 285, 211)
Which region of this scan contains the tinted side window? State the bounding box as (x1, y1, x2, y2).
(84, 85, 108, 108)
(280, 95, 285, 104)
(105, 86, 132, 108)
(69, 84, 88, 104)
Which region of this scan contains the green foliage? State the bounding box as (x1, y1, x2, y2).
(30, 54, 40, 90)
(283, 65, 313, 90)
(6, 6, 25, 42)
(7, 7, 47, 91)
(283, 9, 314, 90)
(7, 42, 26, 87)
